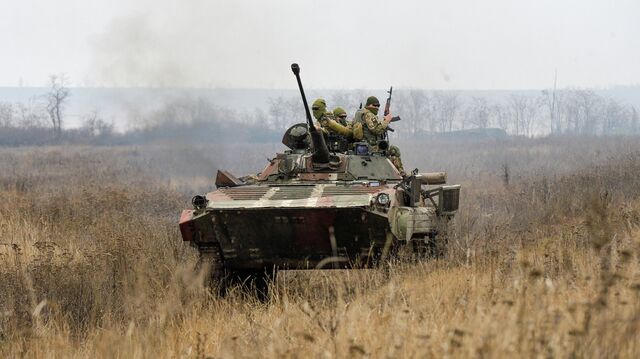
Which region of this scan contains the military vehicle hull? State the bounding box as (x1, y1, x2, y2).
(182, 207, 392, 269)
(180, 184, 402, 270)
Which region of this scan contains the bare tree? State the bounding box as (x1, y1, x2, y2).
(395, 89, 428, 137)
(507, 94, 538, 136)
(507, 95, 524, 136)
(408, 89, 429, 135)
(541, 89, 557, 133)
(82, 110, 113, 137)
(602, 98, 627, 134)
(432, 91, 459, 132)
(632, 106, 638, 134)
(552, 90, 571, 134)
(17, 97, 47, 128)
(570, 90, 601, 134)
(267, 96, 287, 130)
(268, 96, 304, 130)
(0, 102, 13, 127)
(466, 97, 490, 129)
(490, 103, 510, 132)
(540, 69, 559, 133)
(284, 97, 303, 123)
(45, 74, 70, 137)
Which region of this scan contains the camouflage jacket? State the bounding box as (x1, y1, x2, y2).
(352, 108, 387, 143)
(362, 108, 388, 135)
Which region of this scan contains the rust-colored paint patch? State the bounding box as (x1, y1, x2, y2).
(257, 160, 279, 181)
(179, 210, 194, 242)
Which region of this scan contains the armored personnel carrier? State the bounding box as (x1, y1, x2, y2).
(179, 64, 460, 296)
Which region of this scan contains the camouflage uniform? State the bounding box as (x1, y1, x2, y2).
(352, 96, 405, 173)
(361, 107, 388, 139)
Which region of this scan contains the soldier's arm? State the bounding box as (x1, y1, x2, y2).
(315, 120, 329, 134)
(324, 118, 353, 137)
(364, 111, 388, 135)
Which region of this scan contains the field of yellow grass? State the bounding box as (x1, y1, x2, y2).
(1, 137, 639, 358)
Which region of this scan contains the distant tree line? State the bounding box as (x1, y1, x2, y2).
(0, 78, 638, 146)
(296, 89, 638, 138)
(0, 74, 118, 146)
(266, 89, 638, 138)
(404, 89, 639, 137)
(0, 92, 281, 146)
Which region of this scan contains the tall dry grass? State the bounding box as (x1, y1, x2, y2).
(0, 137, 639, 358)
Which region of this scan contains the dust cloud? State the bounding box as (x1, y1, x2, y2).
(88, 0, 640, 90)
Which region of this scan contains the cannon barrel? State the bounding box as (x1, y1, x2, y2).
(291, 63, 330, 164)
(415, 172, 447, 185)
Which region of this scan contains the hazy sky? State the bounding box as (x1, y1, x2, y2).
(2, 0, 639, 89)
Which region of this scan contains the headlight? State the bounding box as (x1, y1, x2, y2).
(191, 195, 208, 209)
(376, 193, 390, 206)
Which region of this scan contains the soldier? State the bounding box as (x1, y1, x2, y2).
(332, 107, 349, 126)
(353, 96, 405, 173)
(352, 96, 392, 141)
(387, 145, 404, 174)
(311, 98, 352, 138)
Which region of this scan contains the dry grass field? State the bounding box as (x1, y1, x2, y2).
(1, 136, 640, 358)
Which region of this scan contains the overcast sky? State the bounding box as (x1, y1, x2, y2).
(2, 0, 639, 89)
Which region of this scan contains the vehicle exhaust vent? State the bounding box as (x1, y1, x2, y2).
(220, 187, 270, 200)
(270, 186, 315, 200)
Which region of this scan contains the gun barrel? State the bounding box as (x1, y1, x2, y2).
(384, 86, 394, 116)
(415, 172, 447, 185)
(290, 63, 330, 164)
(291, 64, 315, 132)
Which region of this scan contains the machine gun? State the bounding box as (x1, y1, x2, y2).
(383, 86, 401, 134)
(384, 86, 401, 122)
(291, 63, 331, 165)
